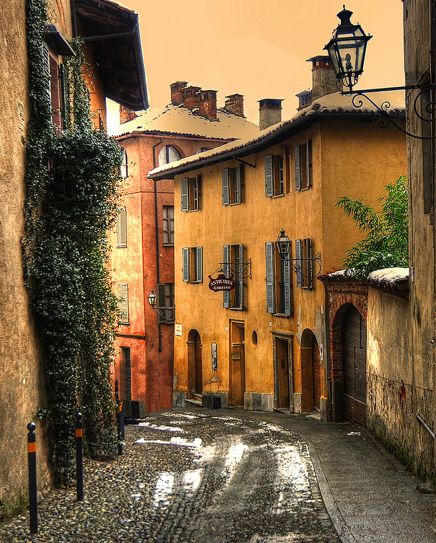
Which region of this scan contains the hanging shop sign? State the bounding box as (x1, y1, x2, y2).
(208, 273, 236, 292)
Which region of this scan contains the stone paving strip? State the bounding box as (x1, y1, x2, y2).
(0, 411, 341, 543)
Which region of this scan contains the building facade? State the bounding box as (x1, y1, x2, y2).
(0, 0, 147, 515)
(111, 84, 258, 414)
(149, 59, 407, 420)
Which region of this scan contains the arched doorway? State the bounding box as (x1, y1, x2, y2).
(342, 305, 367, 425)
(300, 329, 321, 412)
(187, 330, 202, 398)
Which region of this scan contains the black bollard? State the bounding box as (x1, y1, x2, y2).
(116, 400, 124, 455)
(75, 412, 84, 502)
(27, 422, 38, 535)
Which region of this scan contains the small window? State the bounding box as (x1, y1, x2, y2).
(182, 247, 203, 283)
(163, 206, 174, 245)
(118, 347, 132, 402)
(295, 140, 313, 191)
(116, 207, 127, 247)
(181, 176, 202, 211)
(119, 149, 128, 179)
(157, 283, 175, 323)
(49, 53, 63, 130)
(296, 238, 313, 289)
(222, 165, 244, 205)
(223, 244, 245, 310)
(265, 155, 285, 197)
(118, 283, 129, 324)
(159, 145, 182, 166)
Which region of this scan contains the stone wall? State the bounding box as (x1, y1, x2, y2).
(367, 287, 434, 480)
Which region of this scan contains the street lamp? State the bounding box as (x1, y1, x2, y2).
(276, 229, 291, 260)
(147, 289, 157, 309)
(324, 5, 372, 92)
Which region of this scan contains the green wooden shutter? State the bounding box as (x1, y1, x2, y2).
(223, 245, 230, 308)
(157, 283, 166, 307)
(195, 175, 202, 210)
(222, 168, 230, 205)
(238, 244, 244, 310)
(306, 140, 312, 188)
(118, 283, 129, 324)
(196, 247, 203, 283)
(117, 207, 127, 246)
(284, 247, 292, 316)
(295, 145, 301, 191)
(59, 63, 68, 128)
(308, 239, 314, 289)
(236, 165, 243, 204)
(296, 239, 302, 287)
(265, 242, 275, 314)
(182, 247, 190, 282)
(265, 155, 274, 197)
(181, 178, 189, 211)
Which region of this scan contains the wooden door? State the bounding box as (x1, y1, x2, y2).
(194, 333, 202, 394)
(230, 321, 245, 405)
(342, 306, 367, 425)
(188, 330, 202, 398)
(277, 338, 290, 408)
(312, 336, 320, 411)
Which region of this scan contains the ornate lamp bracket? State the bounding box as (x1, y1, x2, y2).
(289, 252, 322, 279)
(218, 258, 252, 280)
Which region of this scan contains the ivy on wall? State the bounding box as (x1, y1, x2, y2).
(25, 0, 123, 483)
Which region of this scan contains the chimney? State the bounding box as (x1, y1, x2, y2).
(296, 89, 313, 111)
(307, 55, 341, 101)
(119, 105, 138, 124)
(259, 99, 283, 131)
(224, 94, 244, 117)
(182, 86, 201, 110)
(170, 81, 188, 105)
(198, 90, 217, 121)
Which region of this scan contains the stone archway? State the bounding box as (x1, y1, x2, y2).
(187, 329, 202, 398)
(300, 329, 321, 412)
(332, 303, 367, 424)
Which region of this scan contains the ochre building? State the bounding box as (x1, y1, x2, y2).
(149, 58, 407, 420)
(111, 84, 258, 414)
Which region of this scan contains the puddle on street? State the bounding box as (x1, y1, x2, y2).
(153, 472, 175, 508)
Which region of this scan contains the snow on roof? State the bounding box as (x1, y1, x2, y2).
(148, 91, 405, 180)
(367, 268, 409, 289)
(114, 104, 258, 141)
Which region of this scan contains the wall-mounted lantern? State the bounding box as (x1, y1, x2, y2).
(147, 289, 157, 309)
(276, 229, 291, 260)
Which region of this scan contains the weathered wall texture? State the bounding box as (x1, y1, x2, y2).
(172, 119, 406, 415)
(367, 288, 433, 478)
(402, 0, 436, 483)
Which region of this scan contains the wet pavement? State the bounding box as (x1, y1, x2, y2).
(0, 410, 341, 543)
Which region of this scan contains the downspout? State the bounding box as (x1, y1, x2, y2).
(152, 138, 163, 352)
(71, 0, 78, 37)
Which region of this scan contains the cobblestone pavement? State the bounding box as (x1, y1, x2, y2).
(0, 410, 340, 543)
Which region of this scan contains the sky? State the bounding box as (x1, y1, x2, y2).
(107, 0, 404, 128)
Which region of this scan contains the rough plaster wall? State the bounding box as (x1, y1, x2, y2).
(0, 0, 52, 514)
(367, 288, 433, 480)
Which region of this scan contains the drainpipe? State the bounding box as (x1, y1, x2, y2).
(152, 138, 163, 352)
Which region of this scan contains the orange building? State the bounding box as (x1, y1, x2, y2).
(111, 84, 258, 415)
(149, 57, 407, 420)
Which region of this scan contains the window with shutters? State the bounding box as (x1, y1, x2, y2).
(182, 247, 203, 283)
(116, 206, 127, 247)
(117, 283, 129, 324)
(119, 150, 129, 179)
(296, 238, 313, 289)
(48, 52, 67, 131)
(222, 165, 244, 205)
(162, 206, 174, 245)
(295, 140, 313, 191)
(265, 155, 285, 197)
(157, 283, 175, 323)
(159, 145, 182, 166)
(223, 244, 245, 310)
(181, 176, 201, 211)
(265, 242, 293, 316)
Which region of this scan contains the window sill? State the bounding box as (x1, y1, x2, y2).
(272, 193, 286, 198)
(188, 280, 203, 284)
(228, 307, 244, 311)
(182, 208, 201, 213)
(297, 186, 312, 192)
(273, 313, 291, 318)
(116, 244, 127, 248)
(162, 243, 174, 247)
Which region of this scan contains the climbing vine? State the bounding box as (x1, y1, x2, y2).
(25, 0, 123, 483)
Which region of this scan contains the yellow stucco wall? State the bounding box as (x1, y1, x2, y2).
(173, 118, 406, 412)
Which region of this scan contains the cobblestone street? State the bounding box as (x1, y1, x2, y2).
(0, 411, 340, 543)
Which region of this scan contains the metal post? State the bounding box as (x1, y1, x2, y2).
(117, 400, 124, 455)
(75, 412, 84, 501)
(27, 422, 38, 535)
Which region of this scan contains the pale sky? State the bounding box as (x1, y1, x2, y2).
(107, 0, 404, 129)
